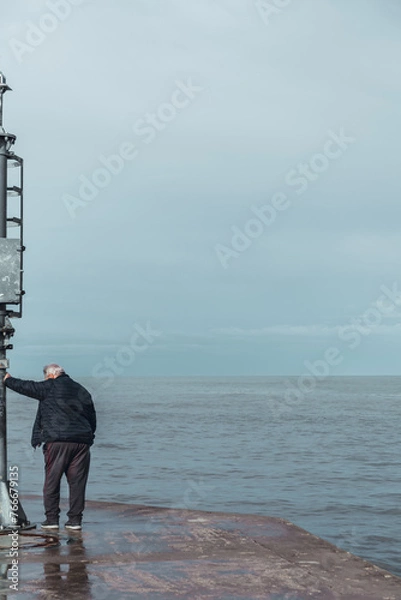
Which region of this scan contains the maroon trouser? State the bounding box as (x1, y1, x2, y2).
(43, 442, 91, 523)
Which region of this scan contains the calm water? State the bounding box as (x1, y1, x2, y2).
(6, 376, 401, 577)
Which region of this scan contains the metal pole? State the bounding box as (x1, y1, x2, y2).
(0, 73, 30, 528)
(0, 143, 6, 486)
(0, 150, 6, 235)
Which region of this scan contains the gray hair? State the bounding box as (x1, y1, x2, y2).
(43, 364, 65, 378)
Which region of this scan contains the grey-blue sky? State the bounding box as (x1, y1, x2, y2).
(0, 0, 400, 376)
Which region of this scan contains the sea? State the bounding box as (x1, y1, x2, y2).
(6, 376, 401, 578)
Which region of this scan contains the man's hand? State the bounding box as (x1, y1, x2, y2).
(3, 373, 11, 382)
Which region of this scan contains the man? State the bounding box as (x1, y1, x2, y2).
(4, 364, 96, 531)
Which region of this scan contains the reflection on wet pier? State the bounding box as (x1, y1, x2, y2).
(0, 495, 400, 599)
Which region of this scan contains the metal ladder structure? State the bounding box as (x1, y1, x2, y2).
(0, 71, 30, 529)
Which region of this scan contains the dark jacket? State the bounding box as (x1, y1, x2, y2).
(5, 373, 96, 448)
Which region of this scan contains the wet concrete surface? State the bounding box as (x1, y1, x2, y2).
(0, 495, 399, 599)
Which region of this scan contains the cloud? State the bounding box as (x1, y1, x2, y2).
(212, 325, 337, 337)
(1, 0, 400, 374)
(212, 320, 401, 338)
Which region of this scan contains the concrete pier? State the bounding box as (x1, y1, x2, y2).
(0, 495, 400, 599)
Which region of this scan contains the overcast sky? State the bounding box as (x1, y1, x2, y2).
(0, 0, 400, 377)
